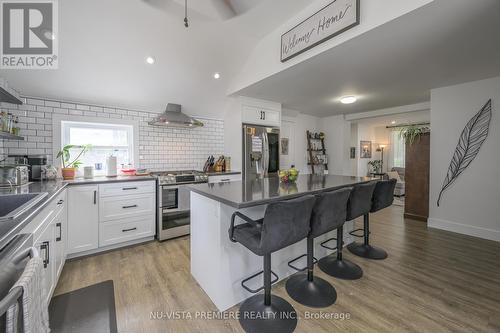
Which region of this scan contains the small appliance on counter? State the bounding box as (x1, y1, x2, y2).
(27, 155, 48, 181)
(0, 165, 29, 187)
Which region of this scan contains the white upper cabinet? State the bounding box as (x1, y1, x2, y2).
(240, 97, 281, 127)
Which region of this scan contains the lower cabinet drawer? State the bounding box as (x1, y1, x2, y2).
(99, 193, 155, 222)
(99, 215, 155, 247)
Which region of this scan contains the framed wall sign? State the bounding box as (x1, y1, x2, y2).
(281, 0, 360, 62)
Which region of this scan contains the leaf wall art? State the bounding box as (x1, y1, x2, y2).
(437, 99, 492, 206)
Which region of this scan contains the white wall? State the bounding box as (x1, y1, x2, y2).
(429, 76, 500, 242)
(282, 111, 321, 174)
(229, 0, 434, 95)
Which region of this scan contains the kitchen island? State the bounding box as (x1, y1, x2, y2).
(189, 174, 372, 311)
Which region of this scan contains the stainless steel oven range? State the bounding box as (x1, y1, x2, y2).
(152, 170, 208, 241)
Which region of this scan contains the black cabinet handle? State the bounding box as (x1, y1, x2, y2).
(220, 179, 231, 182)
(263, 111, 266, 120)
(122, 187, 137, 191)
(122, 205, 138, 209)
(122, 227, 137, 232)
(56, 223, 62, 241)
(40, 241, 49, 268)
(57, 199, 64, 205)
(93, 190, 97, 204)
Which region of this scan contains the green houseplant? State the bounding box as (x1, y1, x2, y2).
(57, 144, 91, 180)
(368, 160, 383, 174)
(399, 124, 430, 145)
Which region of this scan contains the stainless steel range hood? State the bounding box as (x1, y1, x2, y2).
(148, 103, 204, 128)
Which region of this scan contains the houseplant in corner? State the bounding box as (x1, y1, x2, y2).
(399, 124, 430, 145)
(57, 144, 92, 180)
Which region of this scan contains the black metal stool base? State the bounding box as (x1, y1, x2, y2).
(285, 273, 337, 308)
(239, 294, 297, 333)
(347, 242, 388, 260)
(318, 256, 363, 280)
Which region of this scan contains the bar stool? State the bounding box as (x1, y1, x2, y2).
(286, 188, 352, 307)
(229, 195, 316, 333)
(347, 179, 396, 260)
(316, 187, 364, 280)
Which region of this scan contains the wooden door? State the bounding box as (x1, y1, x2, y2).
(404, 133, 430, 221)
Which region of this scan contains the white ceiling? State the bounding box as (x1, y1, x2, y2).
(236, 0, 500, 117)
(1, 0, 310, 118)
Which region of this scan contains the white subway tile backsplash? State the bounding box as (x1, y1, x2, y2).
(2, 97, 224, 170)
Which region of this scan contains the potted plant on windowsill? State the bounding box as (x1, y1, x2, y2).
(57, 144, 92, 180)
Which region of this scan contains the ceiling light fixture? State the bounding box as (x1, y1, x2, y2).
(340, 96, 357, 104)
(213, 72, 221, 79)
(146, 56, 155, 64)
(391, 120, 396, 124)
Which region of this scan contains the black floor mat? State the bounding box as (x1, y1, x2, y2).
(49, 280, 118, 333)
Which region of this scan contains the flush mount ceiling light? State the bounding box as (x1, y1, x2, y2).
(146, 56, 155, 64)
(391, 120, 396, 124)
(213, 72, 221, 79)
(340, 96, 357, 104)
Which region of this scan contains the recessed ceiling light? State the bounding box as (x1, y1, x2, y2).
(391, 120, 396, 124)
(340, 96, 357, 104)
(213, 72, 221, 79)
(146, 56, 155, 65)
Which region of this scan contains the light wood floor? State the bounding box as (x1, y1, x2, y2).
(55, 205, 500, 333)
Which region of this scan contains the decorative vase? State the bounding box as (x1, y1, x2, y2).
(61, 167, 76, 180)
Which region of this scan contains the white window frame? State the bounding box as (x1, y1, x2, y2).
(52, 114, 139, 169)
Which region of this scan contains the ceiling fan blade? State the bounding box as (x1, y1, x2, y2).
(210, 0, 237, 20)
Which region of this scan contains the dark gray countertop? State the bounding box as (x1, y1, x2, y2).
(0, 180, 68, 250)
(189, 174, 373, 208)
(206, 171, 242, 176)
(0, 175, 156, 250)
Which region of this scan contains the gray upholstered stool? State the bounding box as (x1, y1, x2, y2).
(229, 195, 316, 333)
(286, 188, 351, 307)
(316, 187, 364, 280)
(347, 179, 396, 260)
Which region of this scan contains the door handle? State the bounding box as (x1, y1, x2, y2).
(122, 227, 137, 232)
(122, 205, 138, 209)
(56, 223, 62, 241)
(93, 190, 97, 204)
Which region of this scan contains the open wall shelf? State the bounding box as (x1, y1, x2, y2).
(0, 132, 24, 140)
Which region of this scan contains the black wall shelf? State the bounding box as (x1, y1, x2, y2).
(0, 86, 23, 105)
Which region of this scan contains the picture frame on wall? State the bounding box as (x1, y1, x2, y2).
(360, 141, 372, 159)
(350, 147, 356, 159)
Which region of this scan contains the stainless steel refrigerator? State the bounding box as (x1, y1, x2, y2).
(242, 124, 280, 179)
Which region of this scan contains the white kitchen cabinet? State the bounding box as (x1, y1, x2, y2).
(241, 105, 281, 127)
(67, 185, 99, 254)
(53, 195, 67, 280)
(99, 181, 155, 197)
(99, 193, 155, 222)
(99, 215, 155, 247)
(34, 220, 55, 305)
(208, 174, 242, 184)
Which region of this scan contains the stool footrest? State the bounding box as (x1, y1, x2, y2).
(320, 237, 344, 251)
(349, 228, 369, 238)
(241, 270, 279, 294)
(287, 254, 318, 272)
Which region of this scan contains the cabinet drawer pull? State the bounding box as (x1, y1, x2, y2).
(57, 199, 64, 205)
(220, 179, 231, 182)
(122, 187, 138, 191)
(122, 227, 137, 232)
(94, 190, 97, 204)
(122, 205, 138, 209)
(56, 223, 62, 241)
(40, 241, 49, 268)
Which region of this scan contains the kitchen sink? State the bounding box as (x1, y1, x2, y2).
(0, 192, 48, 221)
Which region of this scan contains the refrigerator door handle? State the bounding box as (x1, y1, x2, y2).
(263, 131, 269, 176)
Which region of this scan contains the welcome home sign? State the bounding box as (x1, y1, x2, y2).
(281, 0, 360, 62)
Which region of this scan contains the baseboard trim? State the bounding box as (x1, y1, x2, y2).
(428, 218, 500, 242)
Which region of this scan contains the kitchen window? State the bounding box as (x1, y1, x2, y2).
(61, 120, 135, 175)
